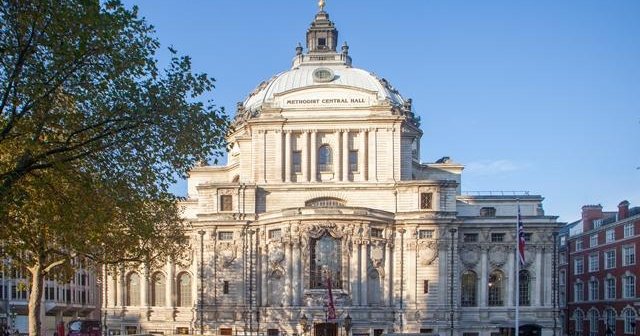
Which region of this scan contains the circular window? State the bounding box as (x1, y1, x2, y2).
(312, 67, 334, 82)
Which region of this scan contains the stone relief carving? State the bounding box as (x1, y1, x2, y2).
(217, 242, 238, 269)
(489, 245, 508, 267)
(417, 240, 439, 266)
(370, 243, 385, 278)
(268, 243, 285, 276)
(459, 246, 480, 268)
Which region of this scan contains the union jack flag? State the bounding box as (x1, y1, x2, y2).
(517, 204, 526, 265)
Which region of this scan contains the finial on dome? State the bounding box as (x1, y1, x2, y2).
(295, 42, 303, 55)
(318, 0, 326, 12)
(342, 41, 349, 55)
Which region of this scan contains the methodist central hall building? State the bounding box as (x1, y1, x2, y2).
(104, 5, 561, 336)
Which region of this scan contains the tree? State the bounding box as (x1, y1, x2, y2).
(0, 1, 229, 335)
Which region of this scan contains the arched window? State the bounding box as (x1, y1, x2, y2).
(177, 272, 192, 307)
(605, 308, 617, 333)
(588, 309, 599, 336)
(305, 197, 346, 208)
(519, 270, 531, 306)
(488, 270, 504, 306)
(461, 271, 477, 307)
(624, 308, 637, 334)
(310, 234, 342, 289)
(480, 207, 496, 217)
(318, 145, 332, 172)
(151, 272, 166, 306)
(574, 310, 584, 336)
(125, 272, 140, 306)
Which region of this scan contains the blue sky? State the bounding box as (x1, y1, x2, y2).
(123, 1, 640, 223)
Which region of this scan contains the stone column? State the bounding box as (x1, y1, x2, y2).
(534, 248, 543, 306)
(292, 241, 301, 305)
(370, 129, 378, 181)
(141, 265, 149, 307)
(342, 130, 349, 181)
(302, 131, 309, 182)
(351, 241, 360, 305)
(360, 129, 368, 181)
(335, 130, 342, 180)
(276, 130, 284, 182)
(284, 131, 291, 183)
(507, 251, 514, 306)
(480, 248, 488, 307)
(165, 263, 174, 308)
(118, 267, 125, 307)
(360, 242, 368, 306)
(261, 242, 268, 307)
(310, 131, 317, 182)
(384, 240, 392, 305)
(285, 240, 293, 306)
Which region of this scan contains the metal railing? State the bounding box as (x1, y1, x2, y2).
(462, 191, 530, 196)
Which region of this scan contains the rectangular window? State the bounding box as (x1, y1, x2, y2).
(220, 194, 232, 211)
(574, 258, 584, 275)
(624, 222, 635, 238)
(560, 252, 567, 265)
(219, 329, 233, 336)
(423, 280, 429, 294)
(590, 234, 598, 248)
(605, 250, 616, 269)
(223, 281, 229, 294)
(576, 239, 583, 251)
(606, 278, 616, 299)
(318, 38, 326, 46)
(588, 253, 599, 272)
(420, 192, 433, 210)
(268, 228, 282, 239)
(418, 230, 434, 239)
(623, 245, 635, 266)
(560, 235, 566, 246)
(292, 151, 302, 173)
(371, 228, 384, 238)
(491, 233, 505, 242)
(575, 282, 584, 302)
(349, 150, 358, 172)
(218, 231, 233, 241)
(623, 276, 635, 298)
(589, 280, 599, 301)
(606, 229, 615, 243)
(464, 233, 478, 242)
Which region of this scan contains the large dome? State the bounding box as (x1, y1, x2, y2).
(243, 63, 407, 113)
(237, 9, 409, 118)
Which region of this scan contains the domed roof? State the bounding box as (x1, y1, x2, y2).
(243, 63, 406, 113)
(236, 7, 409, 119)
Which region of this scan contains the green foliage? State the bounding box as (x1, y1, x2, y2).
(0, 1, 229, 334)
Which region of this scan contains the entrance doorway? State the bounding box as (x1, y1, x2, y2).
(314, 323, 337, 336)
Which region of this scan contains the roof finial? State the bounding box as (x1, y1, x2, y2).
(318, 0, 326, 12)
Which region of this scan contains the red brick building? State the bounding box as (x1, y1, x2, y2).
(561, 201, 639, 336)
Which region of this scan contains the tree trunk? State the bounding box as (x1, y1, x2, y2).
(28, 261, 44, 336)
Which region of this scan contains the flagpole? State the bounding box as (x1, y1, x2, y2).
(515, 200, 520, 336)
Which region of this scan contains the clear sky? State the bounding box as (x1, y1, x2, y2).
(122, 0, 640, 223)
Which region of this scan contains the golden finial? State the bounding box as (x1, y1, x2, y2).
(318, 0, 326, 11)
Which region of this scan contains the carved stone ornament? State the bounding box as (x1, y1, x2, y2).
(524, 248, 535, 268)
(300, 221, 354, 260)
(217, 242, 238, 269)
(268, 243, 285, 272)
(417, 241, 439, 266)
(370, 244, 385, 278)
(459, 246, 480, 268)
(489, 245, 508, 267)
(304, 290, 352, 307)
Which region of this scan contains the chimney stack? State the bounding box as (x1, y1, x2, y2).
(582, 204, 603, 231)
(618, 200, 630, 220)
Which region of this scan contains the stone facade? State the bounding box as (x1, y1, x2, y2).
(104, 6, 561, 336)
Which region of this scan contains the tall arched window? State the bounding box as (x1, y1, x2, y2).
(177, 272, 192, 307)
(488, 270, 504, 306)
(587, 309, 599, 336)
(461, 271, 477, 307)
(574, 310, 584, 336)
(310, 233, 341, 289)
(624, 308, 637, 334)
(125, 272, 140, 306)
(519, 270, 531, 306)
(151, 272, 166, 306)
(605, 308, 616, 333)
(318, 145, 332, 172)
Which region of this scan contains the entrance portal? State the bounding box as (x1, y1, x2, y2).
(314, 323, 337, 336)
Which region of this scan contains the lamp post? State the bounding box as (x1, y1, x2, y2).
(300, 314, 309, 336)
(198, 230, 206, 335)
(449, 228, 457, 336)
(343, 313, 352, 336)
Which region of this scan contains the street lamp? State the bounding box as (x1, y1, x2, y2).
(449, 228, 457, 336)
(343, 313, 352, 336)
(300, 314, 309, 336)
(198, 230, 206, 335)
